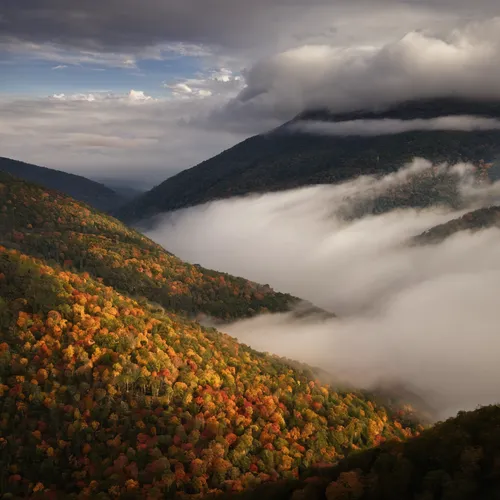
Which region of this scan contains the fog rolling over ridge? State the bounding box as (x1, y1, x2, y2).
(290, 115, 500, 136)
(145, 159, 500, 419)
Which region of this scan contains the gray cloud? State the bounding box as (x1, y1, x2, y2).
(145, 160, 500, 418)
(290, 115, 500, 136)
(1, 1, 497, 55)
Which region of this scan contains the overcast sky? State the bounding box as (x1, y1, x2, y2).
(1, 1, 500, 187)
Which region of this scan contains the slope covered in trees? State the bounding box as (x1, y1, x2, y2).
(215, 404, 500, 500)
(116, 98, 500, 223)
(414, 206, 500, 245)
(0, 245, 420, 498)
(0, 157, 127, 213)
(0, 172, 298, 321)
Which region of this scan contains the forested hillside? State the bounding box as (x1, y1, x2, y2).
(0, 173, 298, 321)
(0, 157, 126, 213)
(4, 172, 498, 500)
(0, 243, 419, 498)
(414, 205, 500, 245)
(116, 98, 500, 223)
(215, 404, 500, 500)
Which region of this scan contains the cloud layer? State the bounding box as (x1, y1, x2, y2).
(290, 115, 500, 136)
(0, 87, 250, 188)
(145, 160, 500, 419)
(3, 1, 499, 54)
(222, 18, 500, 122)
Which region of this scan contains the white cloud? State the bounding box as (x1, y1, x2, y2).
(164, 68, 244, 99)
(50, 93, 99, 102)
(48, 90, 156, 103)
(290, 115, 500, 136)
(128, 90, 154, 102)
(145, 159, 500, 419)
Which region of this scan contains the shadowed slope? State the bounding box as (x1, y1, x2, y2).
(0, 157, 126, 212)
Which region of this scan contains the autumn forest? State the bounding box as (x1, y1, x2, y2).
(0, 172, 499, 500)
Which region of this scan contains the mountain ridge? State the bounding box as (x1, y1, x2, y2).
(116, 97, 500, 223)
(0, 157, 127, 213)
(0, 175, 419, 498)
(414, 205, 500, 245)
(0, 172, 301, 321)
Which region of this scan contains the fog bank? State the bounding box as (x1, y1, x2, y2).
(145, 159, 500, 418)
(290, 115, 500, 137)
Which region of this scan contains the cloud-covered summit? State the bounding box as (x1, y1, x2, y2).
(290, 116, 500, 137)
(222, 18, 500, 123)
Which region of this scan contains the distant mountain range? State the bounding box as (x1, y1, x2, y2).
(116, 98, 500, 223)
(0, 157, 128, 212)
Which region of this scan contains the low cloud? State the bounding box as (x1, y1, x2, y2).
(145, 159, 500, 419)
(290, 115, 500, 136)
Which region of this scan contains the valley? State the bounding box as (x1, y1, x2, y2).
(3, 3, 500, 498)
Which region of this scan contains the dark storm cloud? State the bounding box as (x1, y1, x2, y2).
(1, 0, 330, 51)
(1, 0, 498, 52)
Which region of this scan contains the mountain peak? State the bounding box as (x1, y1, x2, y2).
(0, 156, 127, 213)
(117, 97, 500, 223)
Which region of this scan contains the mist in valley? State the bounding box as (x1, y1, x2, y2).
(145, 159, 500, 420)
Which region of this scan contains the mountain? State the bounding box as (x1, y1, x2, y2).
(215, 404, 500, 500)
(107, 185, 145, 201)
(0, 157, 127, 212)
(116, 98, 500, 223)
(0, 176, 419, 498)
(94, 180, 147, 201)
(414, 205, 500, 245)
(0, 172, 300, 321)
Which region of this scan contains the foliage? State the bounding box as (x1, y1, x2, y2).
(0, 173, 299, 321)
(414, 205, 500, 245)
(0, 246, 419, 498)
(215, 404, 500, 500)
